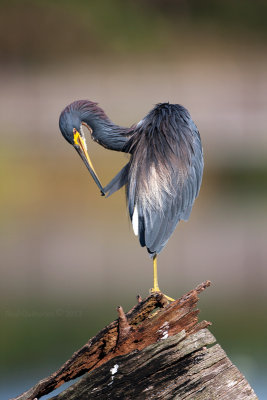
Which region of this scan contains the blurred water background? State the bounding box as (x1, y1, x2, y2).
(0, 1, 267, 398)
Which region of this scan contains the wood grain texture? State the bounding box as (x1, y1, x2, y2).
(11, 281, 258, 400)
(50, 330, 258, 400)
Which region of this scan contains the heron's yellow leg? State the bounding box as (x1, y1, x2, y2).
(151, 255, 175, 302)
(153, 255, 160, 292)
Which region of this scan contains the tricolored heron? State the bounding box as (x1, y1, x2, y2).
(59, 100, 203, 300)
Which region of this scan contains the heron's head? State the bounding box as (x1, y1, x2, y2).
(59, 100, 105, 195)
(60, 100, 106, 142)
(59, 108, 81, 145)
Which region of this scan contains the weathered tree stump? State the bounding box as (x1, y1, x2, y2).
(12, 281, 258, 400)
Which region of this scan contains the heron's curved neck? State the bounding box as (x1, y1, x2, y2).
(83, 115, 131, 152)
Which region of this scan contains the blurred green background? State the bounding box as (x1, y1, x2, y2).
(0, 1, 267, 398)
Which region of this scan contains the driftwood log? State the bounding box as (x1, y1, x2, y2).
(12, 281, 258, 400)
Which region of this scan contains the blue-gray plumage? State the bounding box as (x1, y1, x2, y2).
(59, 100, 203, 298)
(104, 103, 203, 256)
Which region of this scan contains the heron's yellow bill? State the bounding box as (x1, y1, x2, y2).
(73, 130, 105, 195)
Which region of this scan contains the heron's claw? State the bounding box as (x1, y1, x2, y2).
(150, 288, 175, 302)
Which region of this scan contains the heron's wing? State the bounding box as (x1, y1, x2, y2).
(127, 104, 203, 256)
(104, 162, 130, 197)
(142, 148, 203, 255)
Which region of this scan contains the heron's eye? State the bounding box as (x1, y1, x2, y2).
(73, 128, 77, 134)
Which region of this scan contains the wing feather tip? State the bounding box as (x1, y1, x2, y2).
(132, 206, 139, 236)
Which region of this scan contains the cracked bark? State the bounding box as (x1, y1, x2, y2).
(12, 281, 258, 400)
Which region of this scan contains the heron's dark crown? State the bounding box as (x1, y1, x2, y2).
(59, 100, 110, 145)
(59, 100, 131, 151)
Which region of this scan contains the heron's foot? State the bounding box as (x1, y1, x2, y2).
(150, 288, 175, 302)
